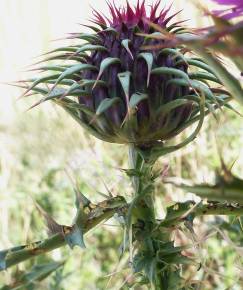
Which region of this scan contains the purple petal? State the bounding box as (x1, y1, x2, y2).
(212, 0, 243, 5)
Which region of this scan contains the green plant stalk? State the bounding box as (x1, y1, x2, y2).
(2, 198, 126, 270)
(128, 146, 243, 289)
(3, 189, 243, 275)
(128, 145, 171, 289)
(159, 202, 243, 228)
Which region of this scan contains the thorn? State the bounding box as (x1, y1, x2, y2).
(100, 177, 113, 198)
(64, 168, 91, 208)
(33, 199, 63, 236)
(92, 73, 102, 90)
(25, 99, 43, 112)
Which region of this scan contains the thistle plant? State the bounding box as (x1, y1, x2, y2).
(20, 0, 231, 151)
(2, 1, 243, 289)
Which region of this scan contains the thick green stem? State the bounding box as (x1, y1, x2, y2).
(128, 145, 165, 289)
(128, 145, 155, 221)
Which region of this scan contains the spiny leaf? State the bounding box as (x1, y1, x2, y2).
(94, 57, 121, 88)
(156, 99, 192, 116)
(56, 98, 94, 117)
(151, 67, 190, 82)
(21, 73, 61, 97)
(121, 39, 133, 59)
(60, 83, 87, 98)
(34, 53, 87, 65)
(101, 27, 118, 34)
(161, 253, 193, 265)
(42, 46, 79, 56)
(178, 58, 216, 75)
(74, 44, 108, 55)
(64, 225, 86, 249)
(75, 190, 91, 209)
(96, 97, 121, 116)
(35, 201, 63, 236)
(129, 93, 148, 109)
(189, 71, 222, 84)
(54, 98, 113, 142)
(31, 65, 68, 73)
(50, 64, 97, 92)
(79, 23, 101, 32)
(0, 261, 64, 290)
(138, 53, 153, 86)
(159, 47, 186, 63)
(167, 78, 216, 103)
(73, 33, 101, 43)
(118, 71, 131, 108)
(191, 46, 243, 106)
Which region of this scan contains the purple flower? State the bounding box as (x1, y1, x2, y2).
(211, 0, 243, 19)
(22, 1, 224, 147)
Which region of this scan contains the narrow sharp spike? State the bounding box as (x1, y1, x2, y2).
(121, 39, 134, 60)
(138, 53, 153, 87)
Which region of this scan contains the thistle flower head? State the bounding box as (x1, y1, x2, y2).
(22, 0, 230, 149)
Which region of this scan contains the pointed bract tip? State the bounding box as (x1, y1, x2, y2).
(91, 0, 174, 29)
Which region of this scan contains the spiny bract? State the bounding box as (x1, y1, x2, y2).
(23, 0, 230, 147)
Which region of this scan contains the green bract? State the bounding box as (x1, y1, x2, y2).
(21, 1, 231, 149)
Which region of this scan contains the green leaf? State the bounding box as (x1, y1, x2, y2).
(118, 71, 131, 107)
(51, 64, 97, 91)
(81, 24, 101, 32)
(162, 253, 193, 265)
(75, 44, 108, 54)
(74, 33, 101, 43)
(156, 99, 191, 116)
(21, 73, 61, 96)
(55, 99, 112, 142)
(36, 53, 87, 64)
(75, 190, 91, 209)
(34, 65, 68, 73)
(64, 225, 86, 249)
(121, 168, 144, 177)
(96, 97, 120, 116)
(158, 242, 187, 256)
(122, 39, 133, 59)
(25, 261, 64, 282)
(179, 58, 216, 75)
(189, 72, 222, 84)
(151, 67, 190, 82)
(0, 261, 64, 290)
(0, 252, 7, 271)
(94, 57, 121, 87)
(166, 78, 216, 103)
(159, 48, 187, 63)
(138, 53, 153, 86)
(129, 93, 148, 109)
(43, 46, 79, 55)
(190, 46, 243, 106)
(80, 79, 107, 88)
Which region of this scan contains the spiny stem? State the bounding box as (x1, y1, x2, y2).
(159, 202, 243, 228)
(2, 198, 126, 271)
(195, 203, 243, 216)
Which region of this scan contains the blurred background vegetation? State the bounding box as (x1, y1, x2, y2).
(0, 0, 243, 289)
